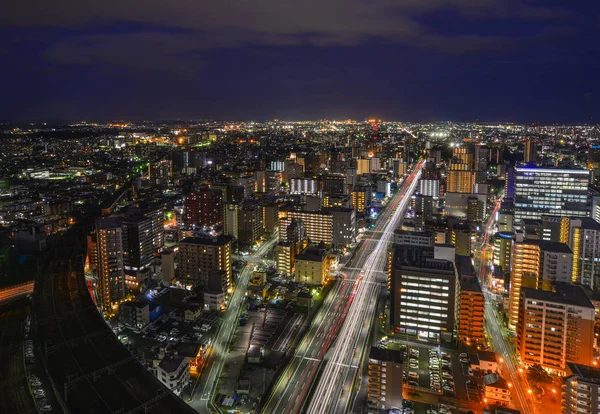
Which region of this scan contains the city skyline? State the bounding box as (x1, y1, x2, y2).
(1, 1, 598, 122)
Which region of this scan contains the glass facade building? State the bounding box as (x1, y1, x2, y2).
(514, 167, 589, 221)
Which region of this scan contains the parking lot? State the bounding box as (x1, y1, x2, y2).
(381, 337, 484, 412)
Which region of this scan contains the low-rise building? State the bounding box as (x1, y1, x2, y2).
(295, 247, 332, 286)
(156, 356, 190, 396)
(119, 301, 150, 329)
(204, 290, 227, 312)
(483, 373, 511, 405)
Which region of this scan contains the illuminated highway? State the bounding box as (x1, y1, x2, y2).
(307, 160, 424, 414)
(190, 234, 279, 413)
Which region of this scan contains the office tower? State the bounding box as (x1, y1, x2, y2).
(508, 240, 573, 331)
(351, 186, 372, 213)
(280, 211, 333, 246)
(178, 235, 232, 288)
(514, 166, 590, 220)
(523, 137, 537, 163)
(390, 246, 458, 343)
(283, 161, 304, 183)
(562, 363, 600, 414)
(237, 201, 264, 245)
(568, 217, 600, 290)
(148, 159, 172, 185)
(517, 285, 594, 375)
(366, 347, 403, 412)
(294, 246, 332, 286)
(95, 218, 125, 313)
(455, 256, 485, 346)
(121, 214, 154, 276)
(324, 207, 357, 247)
(275, 241, 295, 275)
(493, 232, 513, 274)
(183, 186, 224, 228)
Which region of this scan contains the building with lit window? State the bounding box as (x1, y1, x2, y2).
(508, 240, 573, 331)
(275, 241, 294, 275)
(493, 232, 514, 274)
(324, 207, 356, 247)
(514, 167, 590, 221)
(562, 363, 600, 414)
(390, 246, 458, 343)
(183, 186, 224, 229)
(517, 285, 594, 375)
(294, 247, 332, 286)
(157, 356, 190, 396)
(366, 347, 403, 411)
(523, 137, 537, 163)
(290, 178, 320, 195)
(456, 256, 485, 346)
(238, 201, 264, 245)
(280, 210, 333, 246)
(351, 186, 372, 214)
(178, 235, 232, 289)
(95, 218, 125, 314)
(566, 217, 600, 290)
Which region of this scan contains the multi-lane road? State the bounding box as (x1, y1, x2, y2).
(307, 160, 424, 414)
(260, 160, 424, 414)
(189, 234, 279, 413)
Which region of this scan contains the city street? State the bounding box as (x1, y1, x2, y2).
(189, 233, 279, 413)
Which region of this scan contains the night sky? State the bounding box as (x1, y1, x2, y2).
(1, 1, 598, 122)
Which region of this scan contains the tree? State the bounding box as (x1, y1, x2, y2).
(526, 364, 553, 385)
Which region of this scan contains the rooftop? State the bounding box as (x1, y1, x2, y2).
(566, 363, 600, 384)
(158, 356, 186, 373)
(522, 283, 594, 309)
(368, 346, 403, 364)
(179, 234, 232, 246)
(515, 239, 572, 254)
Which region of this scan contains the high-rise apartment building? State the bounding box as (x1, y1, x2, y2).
(366, 347, 403, 412)
(493, 232, 513, 274)
(566, 217, 600, 290)
(289, 178, 320, 195)
(514, 166, 590, 220)
(178, 235, 232, 289)
(351, 186, 372, 213)
(517, 285, 594, 375)
(456, 256, 485, 346)
(508, 240, 573, 331)
(95, 218, 125, 313)
(238, 201, 264, 245)
(280, 210, 333, 246)
(121, 214, 154, 275)
(562, 363, 600, 414)
(324, 207, 356, 247)
(275, 241, 294, 275)
(447, 167, 475, 194)
(183, 186, 224, 229)
(390, 246, 458, 343)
